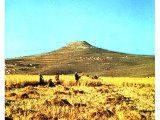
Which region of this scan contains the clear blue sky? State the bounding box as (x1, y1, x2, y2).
(5, 0, 155, 58)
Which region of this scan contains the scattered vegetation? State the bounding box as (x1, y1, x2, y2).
(5, 75, 154, 120)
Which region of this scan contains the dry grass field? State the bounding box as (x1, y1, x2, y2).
(5, 75, 155, 120)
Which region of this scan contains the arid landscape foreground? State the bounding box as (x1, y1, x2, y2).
(5, 75, 155, 120)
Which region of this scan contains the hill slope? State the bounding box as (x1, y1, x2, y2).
(5, 41, 155, 77)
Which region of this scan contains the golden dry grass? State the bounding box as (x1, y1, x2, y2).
(5, 75, 155, 120)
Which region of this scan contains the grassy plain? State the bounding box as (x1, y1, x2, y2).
(5, 75, 155, 120)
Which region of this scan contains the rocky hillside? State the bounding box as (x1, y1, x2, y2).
(5, 41, 155, 77)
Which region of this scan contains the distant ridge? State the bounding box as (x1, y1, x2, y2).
(5, 41, 155, 77)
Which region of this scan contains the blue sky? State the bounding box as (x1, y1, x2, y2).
(5, 0, 155, 58)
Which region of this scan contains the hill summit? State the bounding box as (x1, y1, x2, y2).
(57, 41, 95, 53)
(5, 41, 155, 77)
(65, 41, 93, 49)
